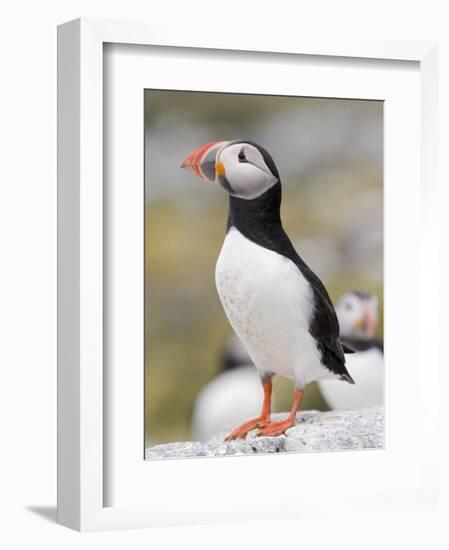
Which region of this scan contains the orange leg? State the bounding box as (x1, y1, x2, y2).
(224, 379, 272, 441)
(257, 389, 304, 437)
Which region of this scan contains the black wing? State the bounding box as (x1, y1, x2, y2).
(295, 259, 354, 383)
(258, 223, 355, 384)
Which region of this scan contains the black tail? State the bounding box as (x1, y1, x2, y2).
(339, 372, 355, 385)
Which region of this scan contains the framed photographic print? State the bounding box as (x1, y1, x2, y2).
(57, 18, 440, 530)
(144, 89, 385, 458)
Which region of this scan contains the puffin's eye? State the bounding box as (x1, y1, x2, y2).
(345, 302, 352, 311)
(238, 149, 247, 162)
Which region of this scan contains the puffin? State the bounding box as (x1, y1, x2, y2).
(335, 291, 383, 353)
(191, 333, 277, 442)
(181, 140, 354, 440)
(318, 291, 384, 410)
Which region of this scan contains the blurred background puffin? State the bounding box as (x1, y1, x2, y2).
(318, 290, 384, 410)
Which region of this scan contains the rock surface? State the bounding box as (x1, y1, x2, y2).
(145, 406, 384, 460)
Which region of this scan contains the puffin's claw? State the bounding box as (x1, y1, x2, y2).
(224, 416, 271, 441)
(256, 418, 295, 437)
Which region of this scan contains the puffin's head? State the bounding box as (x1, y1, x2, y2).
(336, 291, 378, 340)
(180, 140, 279, 200)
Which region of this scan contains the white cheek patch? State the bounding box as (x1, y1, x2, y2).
(226, 162, 278, 200)
(219, 143, 279, 200)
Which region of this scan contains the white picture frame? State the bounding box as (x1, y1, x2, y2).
(57, 17, 440, 531)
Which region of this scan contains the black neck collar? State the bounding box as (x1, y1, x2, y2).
(227, 182, 282, 236)
(226, 181, 308, 273)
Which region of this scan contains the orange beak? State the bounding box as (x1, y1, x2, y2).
(354, 304, 376, 338)
(363, 304, 376, 338)
(180, 141, 225, 182)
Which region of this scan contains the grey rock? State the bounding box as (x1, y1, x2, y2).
(145, 406, 384, 460)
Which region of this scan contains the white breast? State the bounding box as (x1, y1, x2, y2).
(215, 228, 334, 387)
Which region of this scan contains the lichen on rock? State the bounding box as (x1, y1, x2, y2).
(145, 406, 384, 460)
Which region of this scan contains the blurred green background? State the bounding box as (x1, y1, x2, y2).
(144, 90, 383, 446)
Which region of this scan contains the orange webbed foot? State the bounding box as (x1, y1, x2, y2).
(256, 418, 296, 437)
(224, 416, 271, 441)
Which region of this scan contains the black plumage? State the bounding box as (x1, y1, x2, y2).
(226, 177, 354, 384)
